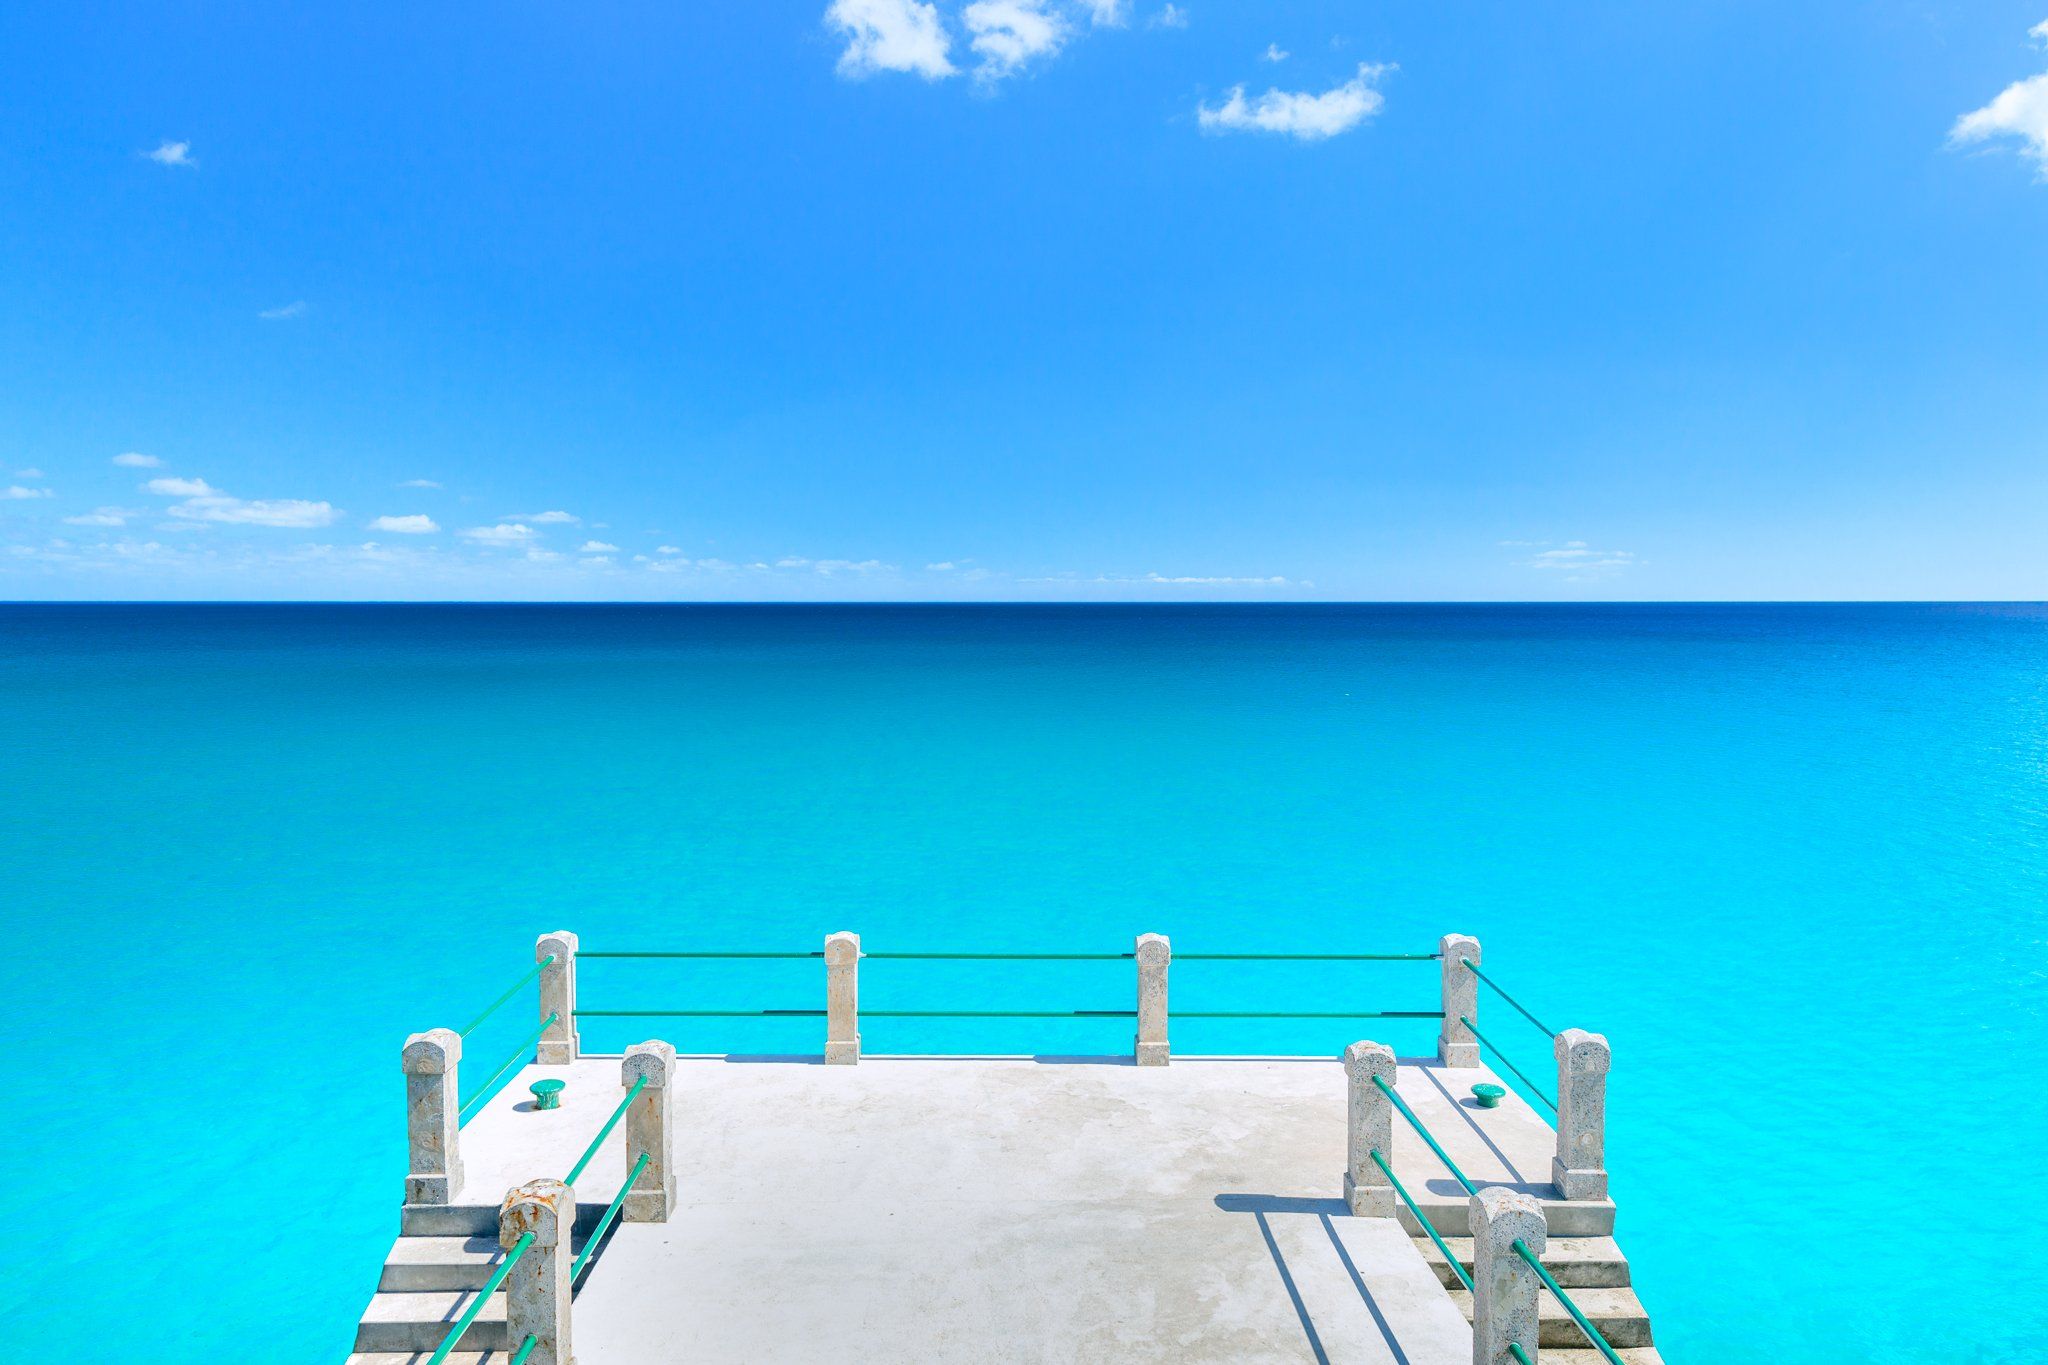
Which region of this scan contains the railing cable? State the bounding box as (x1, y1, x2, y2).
(1459, 1014, 1557, 1112)
(1514, 1238, 1627, 1364)
(1372, 1075, 1478, 1197)
(458, 1012, 558, 1125)
(1461, 958, 1557, 1039)
(566, 1075, 648, 1187)
(460, 956, 554, 1038)
(1367, 1149, 1470, 1292)
(573, 1151, 653, 1283)
(424, 1232, 532, 1365)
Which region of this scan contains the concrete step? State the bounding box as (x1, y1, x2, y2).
(1446, 1285, 1654, 1349)
(1416, 1235, 1631, 1288)
(348, 1354, 519, 1364)
(378, 1234, 593, 1291)
(1540, 1351, 1664, 1364)
(1396, 1193, 1615, 1238)
(401, 1200, 614, 1238)
(354, 1290, 509, 1353)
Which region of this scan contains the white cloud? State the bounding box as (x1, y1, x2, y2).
(1023, 571, 1291, 586)
(462, 522, 537, 546)
(656, 545, 683, 555)
(145, 476, 218, 497)
(172, 496, 337, 528)
(1151, 4, 1187, 29)
(145, 140, 195, 167)
(1951, 21, 2048, 177)
(514, 510, 580, 524)
(926, 561, 957, 571)
(1198, 62, 1392, 141)
(1081, 0, 1127, 26)
(1522, 540, 1637, 577)
(369, 514, 440, 534)
(259, 301, 307, 320)
(1263, 43, 1288, 62)
(15, 468, 44, 479)
(580, 540, 620, 553)
(813, 558, 891, 575)
(63, 507, 134, 527)
(965, 0, 1069, 78)
(397, 478, 442, 489)
(3, 485, 53, 500)
(113, 452, 162, 468)
(828, 0, 957, 79)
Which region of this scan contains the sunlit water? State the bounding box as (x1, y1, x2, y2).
(6, 603, 2044, 1360)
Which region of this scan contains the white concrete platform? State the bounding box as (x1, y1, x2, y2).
(365, 1050, 1625, 1362)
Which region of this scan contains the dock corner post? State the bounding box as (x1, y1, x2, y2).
(825, 931, 861, 1065)
(536, 931, 581, 1064)
(1438, 934, 1480, 1068)
(622, 1040, 678, 1222)
(1470, 1186, 1545, 1365)
(1552, 1028, 1611, 1200)
(501, 1178, 576, 1365)
(1135, 933, 1170, 1066)
(402, 1028, 463, 1205)
(1342, 1041, 1396, 1215)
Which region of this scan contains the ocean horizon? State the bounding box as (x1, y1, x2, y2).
(8, 601, 2045, 1360)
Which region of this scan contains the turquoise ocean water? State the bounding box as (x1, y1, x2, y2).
(5, 603, 2044, 1361)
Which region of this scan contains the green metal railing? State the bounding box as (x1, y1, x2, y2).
(566, 1075, 648, 1186)
(509, 1336, 540, 1364)
(1459, 1014, 1557, 1112)
(574, 1150, 652, 1283)
(1516, 1238, 1627, 1364)
(1367, 1148, 1469, 1292)
(459, 1012, 559, 1125)
(1373, 1073, 1478, 1196)
(1462, 957, 1556, 1039)
(425, 1231, 533, 1365)
(461, 956, 555, 1037)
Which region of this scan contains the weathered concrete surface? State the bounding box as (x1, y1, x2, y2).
(568, 1055, 1472, 1363)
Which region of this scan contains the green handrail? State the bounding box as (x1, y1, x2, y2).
(425, 1231, 532, 1365)
(865, 1009, 1136, 1018)
(459, 1012, 559, 1125)
(573, 1150, 653, 1282)
(579, 951, 821, 959)
(1372, 1075, 1478, 1196)
(461, 956, 554, 1038)
(575, 1009, 824, 1018)
(1507, 1344, 1532, 1364)
(863, 951, 1132, 960)
(1460, 1014, 1558, 1112)
(1462, 958, 1557, 1039)
(1177, 952, 1439, 961)
(1176, 1009, 1443, 1019)
(565, 1075, 648, 1186)
(1515, 1239, 1626, 1364)
(1368, 1149, 1470, 1292)
(509, 1335, 540, 1365)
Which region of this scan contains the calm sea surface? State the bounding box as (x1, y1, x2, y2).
(5, 603, 2044, 1360)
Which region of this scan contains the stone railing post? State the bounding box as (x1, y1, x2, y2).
(825, 931, 861, 1065)
(1438, 933, 1480, 1067)
(501, 1178, 575, 1365)
(1553, 1028, 1611, 1200)
(1470, 1186, 1545, 1365)
(1342, 1041, 1397, 1215)
(622, 1040, 677, 1221)
(402, 1028, 463, 1205)
(537, 931, 580, 1064)
(1134, 933, 1170, 1066)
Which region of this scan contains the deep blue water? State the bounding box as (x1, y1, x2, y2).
(6, 603, 2044, 1361)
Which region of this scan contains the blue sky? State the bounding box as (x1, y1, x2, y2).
(1, 1, 2043, 600)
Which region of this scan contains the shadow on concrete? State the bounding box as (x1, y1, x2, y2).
(1251, 1209, 1331, 1365)
(1417, 1065, 1534, 1188)
(1319, 1213, 1414, 1365)
(1216, 1195, 1418, 1363)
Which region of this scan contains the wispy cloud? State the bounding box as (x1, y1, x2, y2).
(63, 507, 135, 527)
(368, 514, 439, 534)
(1263, 42, 1288, 62)
(512, 510, 580, 524)
(655, 545, 683, 555)
(1023, 570, 1292, 586)
(828, 0, 957, 79)
(1150, 4, 1187, 29)
(259, 301, 307, 320)
(113, 452, 162, 468)
(1520, 540, 1637, 579)
(462, 523, 537, 546)
(145, 140, 195, 167)
(141, 474, 338, 528)
(15, 468, 44, 480)
(926, 561, 958, 571)
(1198, 62, 1392, 140)
(1080, 0, 1127, 27)
(1951, 21, 2048, 178)
(579, 540, 620, 553)
(3, 485, 54, 500)
(965, 0, 1069, 79)
(397, 478, 442, 489)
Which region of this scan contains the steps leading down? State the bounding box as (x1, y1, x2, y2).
(347, 1219, 600, 1360)
(1417, 1230, 1659, 1357)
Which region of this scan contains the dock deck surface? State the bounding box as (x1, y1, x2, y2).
(423, 1051, 1569, 1362)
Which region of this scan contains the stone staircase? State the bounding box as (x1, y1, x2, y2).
(1417, 1232, 1662, 1363)
(345, 1205, 609, 1363)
